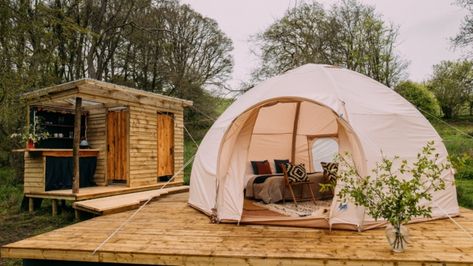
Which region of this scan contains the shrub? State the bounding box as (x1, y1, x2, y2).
(456, 179, 473, 209)
(395, 80, 441, 117)
(450, 153, 473, 179)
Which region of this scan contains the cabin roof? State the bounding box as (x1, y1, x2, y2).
(22, 79, 193, 108)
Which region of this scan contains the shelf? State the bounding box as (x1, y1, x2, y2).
(47, 137, 73, 140)
(43, 124, 74, 128)
(24, 148, 100, 158)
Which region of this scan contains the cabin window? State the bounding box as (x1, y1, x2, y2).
(311, 138, 338, 172)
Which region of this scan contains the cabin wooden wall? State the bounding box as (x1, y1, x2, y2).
(23, 153, 44, 194)
(87, 108, 107, 185)
(128, 105, 185, 187)
(173, 111, 184, 183)
(129, 105, 156, 187)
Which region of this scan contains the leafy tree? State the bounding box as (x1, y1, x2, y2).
(394, 81, 441, 117)
(251, 0, 407, 88)
(0, 0, 233, 165)
(453, 0, 473, 50)
(427, 60, 473, 119)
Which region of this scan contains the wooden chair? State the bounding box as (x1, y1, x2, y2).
(281, 164, 317, 207)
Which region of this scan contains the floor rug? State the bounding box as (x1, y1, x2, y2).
(253, 200, 332, 218)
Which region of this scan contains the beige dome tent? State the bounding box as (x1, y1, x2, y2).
(189, 64, 459, 230)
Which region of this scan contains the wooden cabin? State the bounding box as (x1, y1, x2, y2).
(20, 79, 192, 209)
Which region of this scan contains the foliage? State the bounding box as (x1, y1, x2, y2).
(432, 117, 473, 180)
(183, 140, 199, 185)
(453, 0, 473, 50)
(427, 60, 473, 119)
(10, 117, 49, 144)
(0, 0, 233, 165)
(0, 166, 77, 265)
(450, 152, 473, 179)
(395, 81, 441, 117)
(251, 0, 407, 88)
(323, 142, 450, 228)
(456, 178, 473, 209)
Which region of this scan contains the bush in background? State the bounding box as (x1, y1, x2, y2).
(395, 80, 441, 117)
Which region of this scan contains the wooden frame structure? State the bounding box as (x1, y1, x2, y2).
(2, 192, 473, 265)
(20, 79, 192, 207)
(281, 164, 317, 207)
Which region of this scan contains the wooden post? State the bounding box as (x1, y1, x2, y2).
(51, 199, 58, 216)
(28, 197, 34, 213)
(72, 97, 82, 194)
(291, 102, 301, 163)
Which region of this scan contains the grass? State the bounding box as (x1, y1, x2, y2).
(456, 179, 473, 209)
(183, 140, 200, 185)
(431, 117, 473, 209)
(0, 167, 76, 266)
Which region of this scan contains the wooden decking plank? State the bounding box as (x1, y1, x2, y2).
(26, 181, 184, 201)
(72, 186, 189, 215)
(2, 192, 473, 265)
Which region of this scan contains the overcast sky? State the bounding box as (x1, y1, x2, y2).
(180, 0, 468, 89)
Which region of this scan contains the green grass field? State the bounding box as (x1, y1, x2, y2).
(432, 117, 473, 209)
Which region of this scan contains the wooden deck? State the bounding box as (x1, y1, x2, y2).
(25, 181, 184, 201)
(2, 192, 473, 265)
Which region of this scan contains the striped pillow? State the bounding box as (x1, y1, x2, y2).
(321, 162, 338, 181)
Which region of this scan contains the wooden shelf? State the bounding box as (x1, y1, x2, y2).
(43, 124, 74, 128)
(23, 148, 99, 157)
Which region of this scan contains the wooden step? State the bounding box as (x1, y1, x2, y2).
(73, 186, 189, 215)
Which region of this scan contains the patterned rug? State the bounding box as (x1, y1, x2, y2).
(253, 200, 332, 218)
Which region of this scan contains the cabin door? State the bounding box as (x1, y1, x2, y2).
(157, 113, 174, 180)
(107, 108, 128, 183)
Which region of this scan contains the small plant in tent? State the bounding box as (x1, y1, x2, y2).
(322, 141, 451, 252)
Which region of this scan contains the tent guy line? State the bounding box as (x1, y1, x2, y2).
(92, 153, 196, 255)
(91, 121, 206, 255)
(420, 107, 473, 141)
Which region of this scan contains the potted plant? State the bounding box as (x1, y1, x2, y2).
(322, 141, 450, 252)
(10, 118, 50, 149)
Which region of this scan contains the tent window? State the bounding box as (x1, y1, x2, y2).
(311, 138, 338, 172)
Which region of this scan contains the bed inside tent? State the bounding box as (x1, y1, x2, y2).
(218, 97, 365, 228)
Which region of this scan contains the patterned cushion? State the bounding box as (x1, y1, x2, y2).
(321, 162, 338, 180)
(274, 159, 290, 173)
(285, 163, 308, 183)
(251, 160, 272, 175)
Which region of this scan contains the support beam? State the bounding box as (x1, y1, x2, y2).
(72, 97, 82, 194)
(291, 102, 301, 163)
(51, 199, 58, 216)
(28, 197, 34, 213)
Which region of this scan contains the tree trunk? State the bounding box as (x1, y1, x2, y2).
(442, 106, 453, 119)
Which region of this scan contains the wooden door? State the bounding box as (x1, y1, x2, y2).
(157, 113, 174, 178)
(107, 109, 128, 183)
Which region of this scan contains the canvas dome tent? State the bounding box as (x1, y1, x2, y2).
(189, 64, 459, 230)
